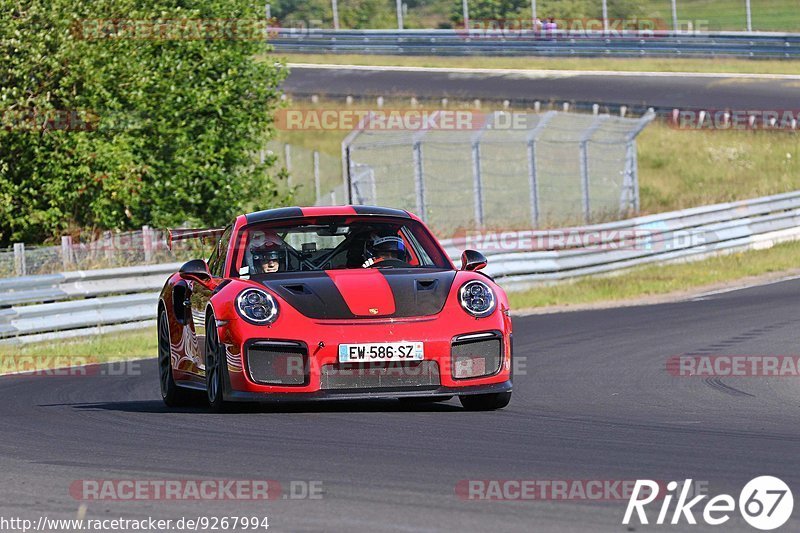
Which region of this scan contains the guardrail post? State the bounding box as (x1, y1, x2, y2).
(142, 226, 153, 263)
(13, 243, 26, 276)
(412, 141, 426, 221)
(61, 236, 74, 270)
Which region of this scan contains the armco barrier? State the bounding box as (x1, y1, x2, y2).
(1, 192, 799, 343)
(270, 29, 800, 59)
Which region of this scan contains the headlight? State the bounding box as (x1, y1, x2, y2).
(459, 280, 496, 318)
(236, 288, 279, 324)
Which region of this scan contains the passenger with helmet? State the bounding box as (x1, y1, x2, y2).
(249, 233, 287, 274)
(361, 231, 409, 268)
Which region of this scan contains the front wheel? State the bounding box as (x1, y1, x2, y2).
(205, 315, 230, 412)
(459, 392, 511, 411)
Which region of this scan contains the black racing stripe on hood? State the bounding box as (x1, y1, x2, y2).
(257, 268, 456, 320)
(257, 272, 355, 320)
(381, 269, 457, 317)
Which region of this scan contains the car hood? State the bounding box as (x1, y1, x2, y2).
(256, 269, 457, 319)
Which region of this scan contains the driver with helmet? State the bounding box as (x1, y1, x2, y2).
(249, 233, 286, 274)
(361, 232, 408, 268)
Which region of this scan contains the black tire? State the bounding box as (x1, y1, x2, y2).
(459, 392, 511, 411)
(158, 311, 195, 407)
(399, 395, 453, 404)
(205, 314, 230, 413)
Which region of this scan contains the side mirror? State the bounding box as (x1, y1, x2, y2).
(179, 259, 211, 281)
(461, 250, 488, 271)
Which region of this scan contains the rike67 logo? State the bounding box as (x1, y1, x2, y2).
(623, 477, 793, 530)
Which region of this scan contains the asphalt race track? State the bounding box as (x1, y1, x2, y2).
(282, 65, 800, 112)
(1, 277, 798, 532)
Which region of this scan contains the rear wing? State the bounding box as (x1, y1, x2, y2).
(167, 228, 225, 250)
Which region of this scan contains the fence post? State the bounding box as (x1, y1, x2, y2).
(142, 225, 153, 263)
(745, 0, 752, 32)
(631, 141, 640, 212)
(103, 231, 114, 262)
(471, 141, 484, 228)
(13, 243, 26, 276)
(525, 111, 557, 227)
(395, 0, 403, 29)
(331, 0, 340, 30)
(313, 151, 321, 205)
(526, 140, 539, 226)
(412, 142, 426, 221)
(579, 115, 610, 224)
(671, 0, 678, 32)
(283, 143, 292, 186)
(61, 236, 74, 270)
(623, 110, 655, 214)
(579, 141, 591, 223)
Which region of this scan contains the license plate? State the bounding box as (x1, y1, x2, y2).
(338, 342, 424, 363)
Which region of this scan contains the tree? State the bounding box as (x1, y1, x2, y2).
(0, 0, 288, 245)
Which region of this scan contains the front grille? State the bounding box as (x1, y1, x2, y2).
(320, 361, 441, 390)
(451, 335, 502, 379)
(247, 342, 308, 386)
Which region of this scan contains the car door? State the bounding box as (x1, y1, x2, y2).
(189, 225, 232, 378)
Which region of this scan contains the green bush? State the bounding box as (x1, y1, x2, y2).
(0, 0, 288, 246)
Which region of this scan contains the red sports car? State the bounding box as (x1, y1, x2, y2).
(158, 206, 512, 411)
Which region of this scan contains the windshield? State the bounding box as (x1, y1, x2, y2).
(232, 217, 451, 275)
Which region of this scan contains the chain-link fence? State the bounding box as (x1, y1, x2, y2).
(263, 141, 342, 206)
(0, 228, 205, 278)
(342, 110, 654, 237)
(270, 0, 800, 33)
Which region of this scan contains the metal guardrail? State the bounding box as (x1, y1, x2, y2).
(1, 191, 799, 343)
(270, 29, 800, 59)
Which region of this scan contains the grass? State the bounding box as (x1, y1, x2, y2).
(637, 123, 800, 214)
(508, 239, 800, 309)
(0, 327, 156, 374)
(639, 0, 800, 32)
(278, 53, 800, 76)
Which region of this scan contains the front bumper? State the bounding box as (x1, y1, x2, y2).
(217, 311, 513, 400)
(224, 380, 512, 403)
